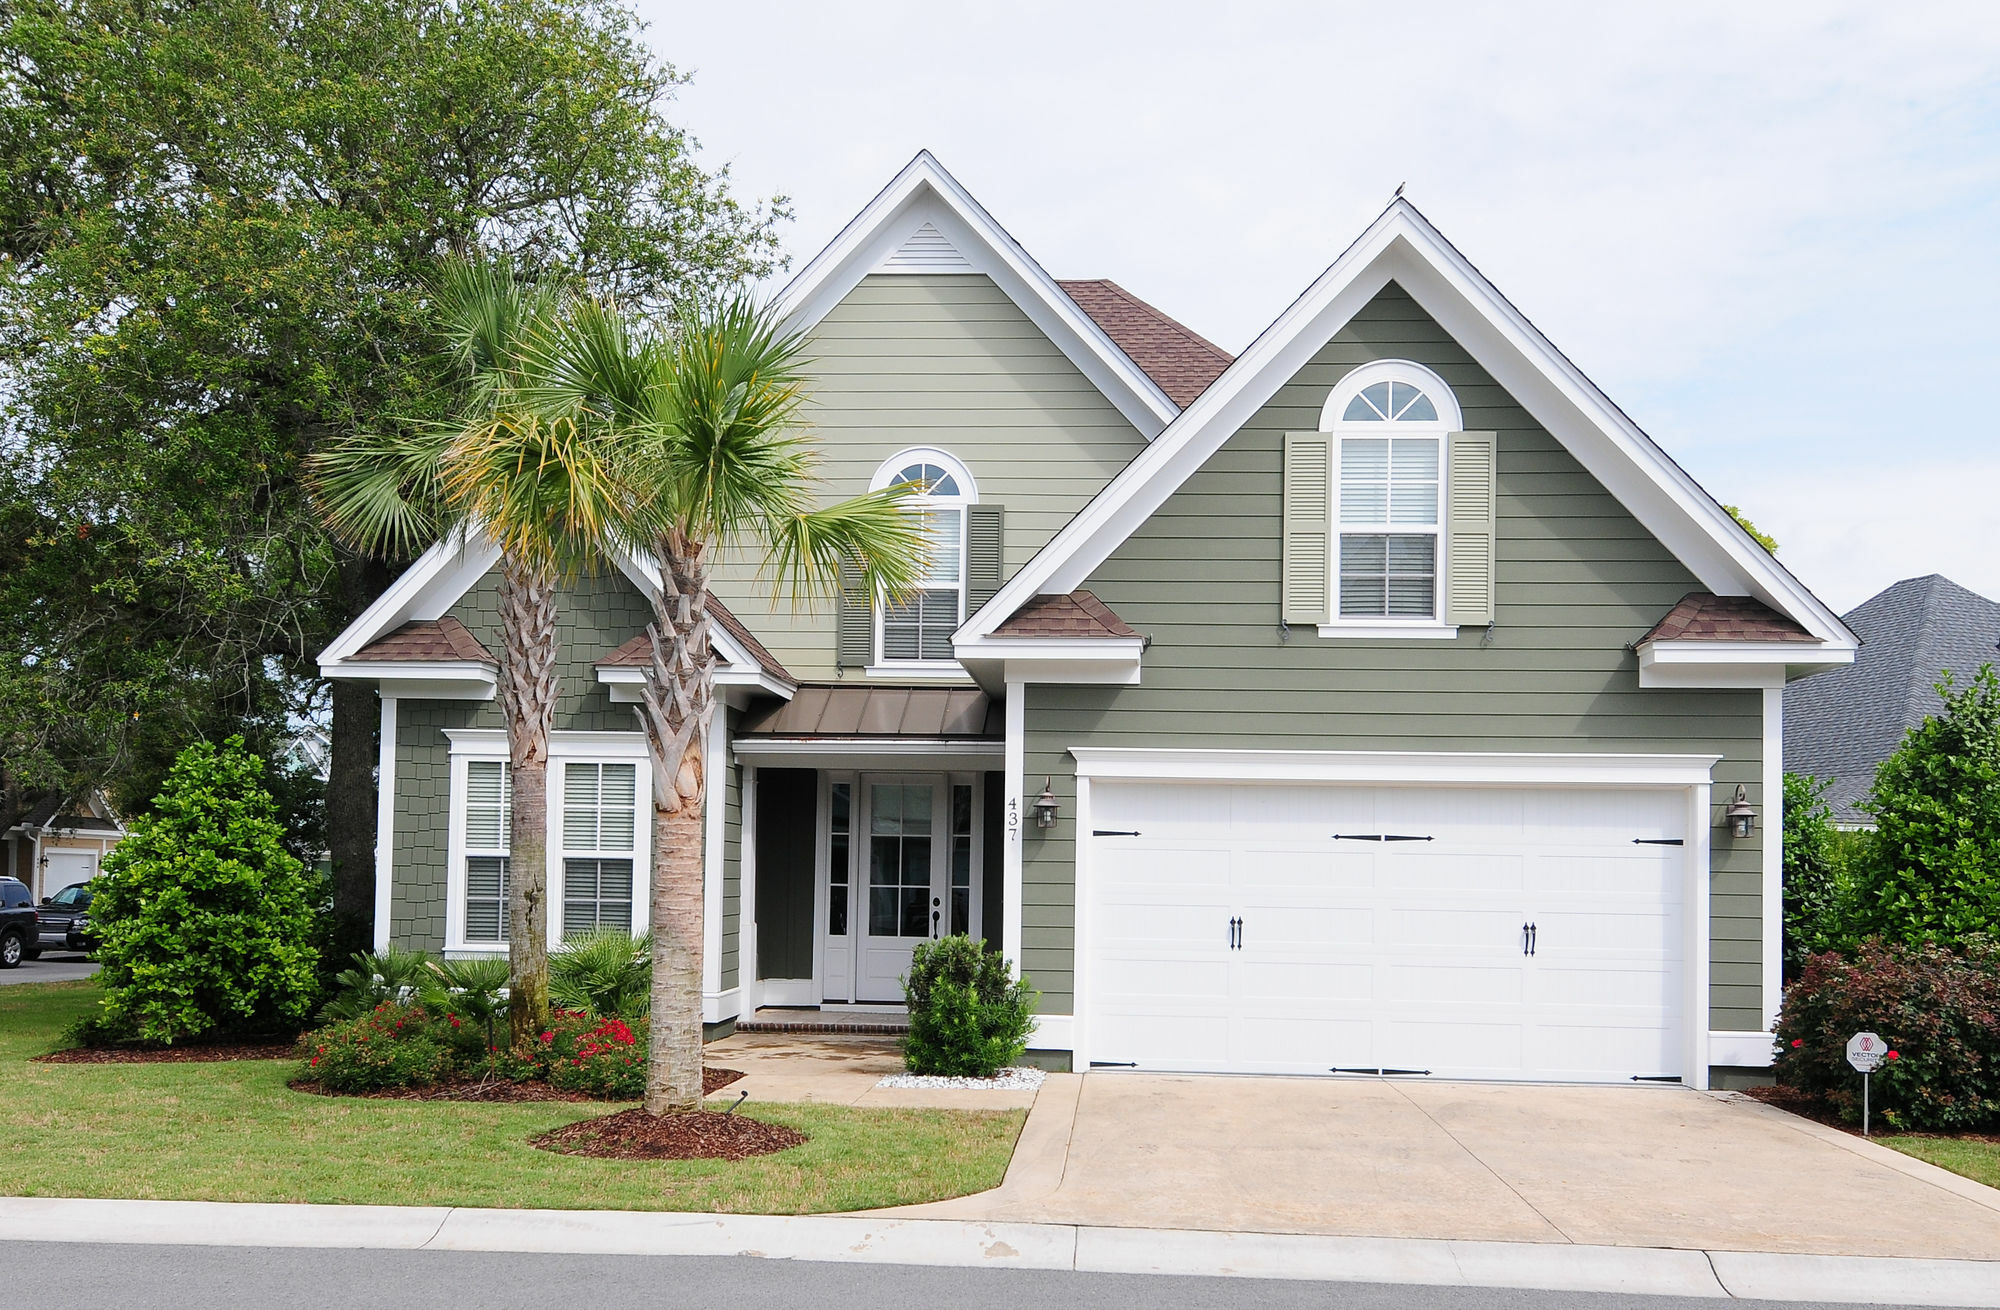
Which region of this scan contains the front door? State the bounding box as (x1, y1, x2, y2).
(855, 777, 948, 1002)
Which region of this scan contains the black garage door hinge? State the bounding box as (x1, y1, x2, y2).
(1331, 1066, 1432, 1076)
(1089, 1060, 1138, 1068)
(1333, 834, 1434, 842)
(1631, 1074, 1683, 1083)
(1633, 838, 1684, 846)
(1092, 829, 1142, 837)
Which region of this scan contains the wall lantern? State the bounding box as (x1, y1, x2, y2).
(1033, 778, 1060, 829)
(1724, 784, 1757, 839)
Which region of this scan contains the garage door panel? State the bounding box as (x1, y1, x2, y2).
(1097, 956, 1231, 1000)
(1386, 963, 1524, 1005)
(1528, 1023, 1679, 1078)
(1375, 787, 1525, 840)
(1531, 853, 1678, 896)
(1386, 1019, 1526, 1075)
(1386, 907, 1526, 951)
(1384, 851, 1525, 892)
(1236, 848, 1375, 890)
(1239, 905, 1374, 949)
(1239, 960, 1373, 1003)
(1236, 1016, 1373, 1069)
(1531, 964, 1678, 1008)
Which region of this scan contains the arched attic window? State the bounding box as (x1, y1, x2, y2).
(869, 449, 977, 663)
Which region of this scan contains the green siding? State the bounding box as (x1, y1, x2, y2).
(708, 273, 1149, 680)
(386, 567, 656, 951)
(1021, 284, 1768, 1032)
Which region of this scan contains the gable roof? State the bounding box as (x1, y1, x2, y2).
(992, 590, 1138, 639)
(957, 198, 1857, 659)
(1786, 575, 2000, 825)
(352, 617, 494, 664)
(595, 599, 796, 689)
(771, 151, 1180, 437)
(1056, 280, 1233, 407)
(1638, 594, 1815, 645)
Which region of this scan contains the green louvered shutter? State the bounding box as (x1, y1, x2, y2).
(966, 504, 1004, 613)
(1282, 433, 1332, 625)
(1445, 431, 1497, 626)
(836, 558, 873, 669)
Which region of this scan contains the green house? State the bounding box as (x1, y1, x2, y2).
(321, 153, 1856, 1089)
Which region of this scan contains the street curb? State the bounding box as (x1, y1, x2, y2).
(2, 1196, 1998, 1304)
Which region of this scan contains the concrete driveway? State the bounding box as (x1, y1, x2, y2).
(892, 1073, 2000, 1260)
(0, 953, 97, 986)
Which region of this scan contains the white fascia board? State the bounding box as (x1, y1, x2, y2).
(730, 738, 1004, 772)
(770, 151, 1176, 438)
(318, 530, 499, 665)
(597, 663, 792, 706)
(1637, 642, 1854, 689)
(959, 200, 1856, 654)
(955, 637, 1144, 664)
(1070, 747, 1721, 788)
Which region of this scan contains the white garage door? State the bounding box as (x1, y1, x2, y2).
(1084, 781, 1687, 1083)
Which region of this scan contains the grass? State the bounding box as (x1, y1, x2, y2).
(1881, 1135, 2000, 1190)
(2, 981, 1023, 1213)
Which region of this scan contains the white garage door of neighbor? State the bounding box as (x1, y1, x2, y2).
(1084, 781, 1688, 1083)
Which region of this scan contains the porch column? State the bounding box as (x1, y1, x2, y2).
(1002, 679, 1025, 969)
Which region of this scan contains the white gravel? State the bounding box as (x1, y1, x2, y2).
(875, 1066, 1047, 1091)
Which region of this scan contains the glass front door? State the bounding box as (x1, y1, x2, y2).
(854, 777, 946, 1002)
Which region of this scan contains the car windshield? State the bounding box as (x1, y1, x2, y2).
(50, 883, 90, 907)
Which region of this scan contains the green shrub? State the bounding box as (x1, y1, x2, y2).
(550, 929, 651, 1019)
(901, 935, 1037, 1077)
(1783, 773, 1852, 978)
(91, 737, 321, 1044)
(300, 1002, 454, 1092)
(545, 1012, 647, 1099)
(320, 946, 433, 1022)
(1773, 937, 2000, 1132)
(421, 956, 511, 1050)
(1852, 665, 2000, 943)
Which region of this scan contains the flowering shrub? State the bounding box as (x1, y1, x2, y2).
(1773, 937, 2000, 1132)
(300, 1002, 453, 1092)
(546, 1013, 648, 1099)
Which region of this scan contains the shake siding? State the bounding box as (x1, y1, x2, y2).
(390, 700, 472, 953)
(708, 274, 1149, 681)
(1021, 284, 1767, 1032)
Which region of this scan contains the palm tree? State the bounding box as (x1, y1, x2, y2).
(311, 258, 623, 1048)
(538, 296, 926, 1113)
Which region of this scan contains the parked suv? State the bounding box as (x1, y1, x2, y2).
(0, 877, 35, 968)
(37, 881, 95, 954)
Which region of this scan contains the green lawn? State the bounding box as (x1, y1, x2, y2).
(2, 981, 1022, 1213)
(1881, 1135, 2000, 1190)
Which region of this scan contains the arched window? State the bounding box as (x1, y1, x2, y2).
(869, 449, 977, 663)
(1321, 361, 1460, 623)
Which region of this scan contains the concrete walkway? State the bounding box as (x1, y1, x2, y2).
(884, 1073, 2000, 1261)
(701, 1031, 1037, 1111)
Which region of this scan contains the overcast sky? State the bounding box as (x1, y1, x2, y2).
(641, 1, 2000, 614)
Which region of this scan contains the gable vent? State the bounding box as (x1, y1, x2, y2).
(878, 221, 974, 272)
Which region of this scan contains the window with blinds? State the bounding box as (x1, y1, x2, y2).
(875, 453, 975, 664)
(463, 760, 511, 943)
(1338, 435, 1440, 619)
(560, 761, 636, 938)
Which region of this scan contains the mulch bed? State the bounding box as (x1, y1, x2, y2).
(1742, 1084, 2000, 1143)
(288, 1066, 744, 1104)
(532, 1105, 805, 1161)
(36, 1040, 298, 1064)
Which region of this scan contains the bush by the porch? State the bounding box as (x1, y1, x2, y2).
(1773, 937, 2000, 1132)
(901, 935, 1037, 1078)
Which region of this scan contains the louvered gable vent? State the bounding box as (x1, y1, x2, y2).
(878, 221, 974, 272)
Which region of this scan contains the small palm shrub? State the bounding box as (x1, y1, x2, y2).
(320, 946, 434, 1021)
(901, 935, 1037, 1077)
(1774, 937, 2000, 1132)
(301, 1002, 455, 1091)
(421, 956, 511, 1048)
(550, 929, 650, 1019)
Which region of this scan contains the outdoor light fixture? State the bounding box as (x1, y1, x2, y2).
(1033, 778, 1060, 829)
(1725, 784, 1757, 839)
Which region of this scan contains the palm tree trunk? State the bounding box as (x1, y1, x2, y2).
(636, 531, 716, 1115)
(498, 553, 558, 1049)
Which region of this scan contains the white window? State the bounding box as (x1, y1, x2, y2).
(463, 760, 511, 943)
(559, 761, 638, 938)
(1321, 361, 1462, 626)
(869, 449, 976, 664)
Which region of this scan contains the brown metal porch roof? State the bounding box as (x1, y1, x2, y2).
(739, 685, 1000, 739)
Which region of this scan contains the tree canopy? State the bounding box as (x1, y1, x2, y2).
(0, 0, 784, 825)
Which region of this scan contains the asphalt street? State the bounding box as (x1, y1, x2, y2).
(0, 1243, 1962, 1310)
(0, 953, 95, 985)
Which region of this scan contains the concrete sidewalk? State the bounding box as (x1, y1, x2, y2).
(883, 1073, 2000, 1261)
(700, 1031, 1037, 1111)
(1, 1195, 1996, 1305)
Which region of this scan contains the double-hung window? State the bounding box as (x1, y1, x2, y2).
(1329, 370, 1453, 623)
(872, 451, 975, 664)
(560, 761, 637, 937)
(463, 760, 511, 943)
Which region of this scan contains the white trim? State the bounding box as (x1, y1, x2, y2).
(444, 728, 650, 758)
(1319, 358, 1464, 432)
(373, 697, 397, 953)
(1315, 623, 1460, 641)
(741, 761, 761, 1013)
(771, 151, 1177, 438)
(1710, 1030, 1776, 1069)
(1637, 663, 1788, 690)
(702, 709, 728, 1001)
(1068, 768, 1093, 1060)
(702, 987, 743, 1026)
(1027, 1013, 1074, 1052)
(442, 739, 509, 954)
(319, 530, 493, 666)
(955, 200, 1856, 658)
(757, 978, 817, 1006)
(863, 662, 975, 680)
(1002, 681, 1025, 971)
(1687, 783, 1714, 1091)
(730, 743, 1002, 773)
(1069, 747, 1721, 788)
(867, 446, 980, 501)
(1762, 685, 1784, 1035)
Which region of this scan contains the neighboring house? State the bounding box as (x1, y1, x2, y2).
(0, 791, 126, 901)
(1785, 574, 2000, 827)
(321, 153, 1857, 1090)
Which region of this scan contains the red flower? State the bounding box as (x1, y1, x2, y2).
(540, 1031, 554, 1043)
(1887, 1050, 1899, 1059)
(310, 1057, 319, 1067)
(1790, 1039, 1803, 1048)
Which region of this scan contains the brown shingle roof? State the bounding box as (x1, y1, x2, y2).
(1058, 279, 1232, 409)
(351, 617, 494, 664)
(991, 590, 1139, 639)
(740, 686, 1000, 739)
(1638, 593, 1816, 644)
(595, 597, 796, 688)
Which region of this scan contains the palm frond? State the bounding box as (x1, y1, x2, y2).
(764, 481, 930, 604)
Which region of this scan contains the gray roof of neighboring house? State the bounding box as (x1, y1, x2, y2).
(1785, 574, 2000, 825)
